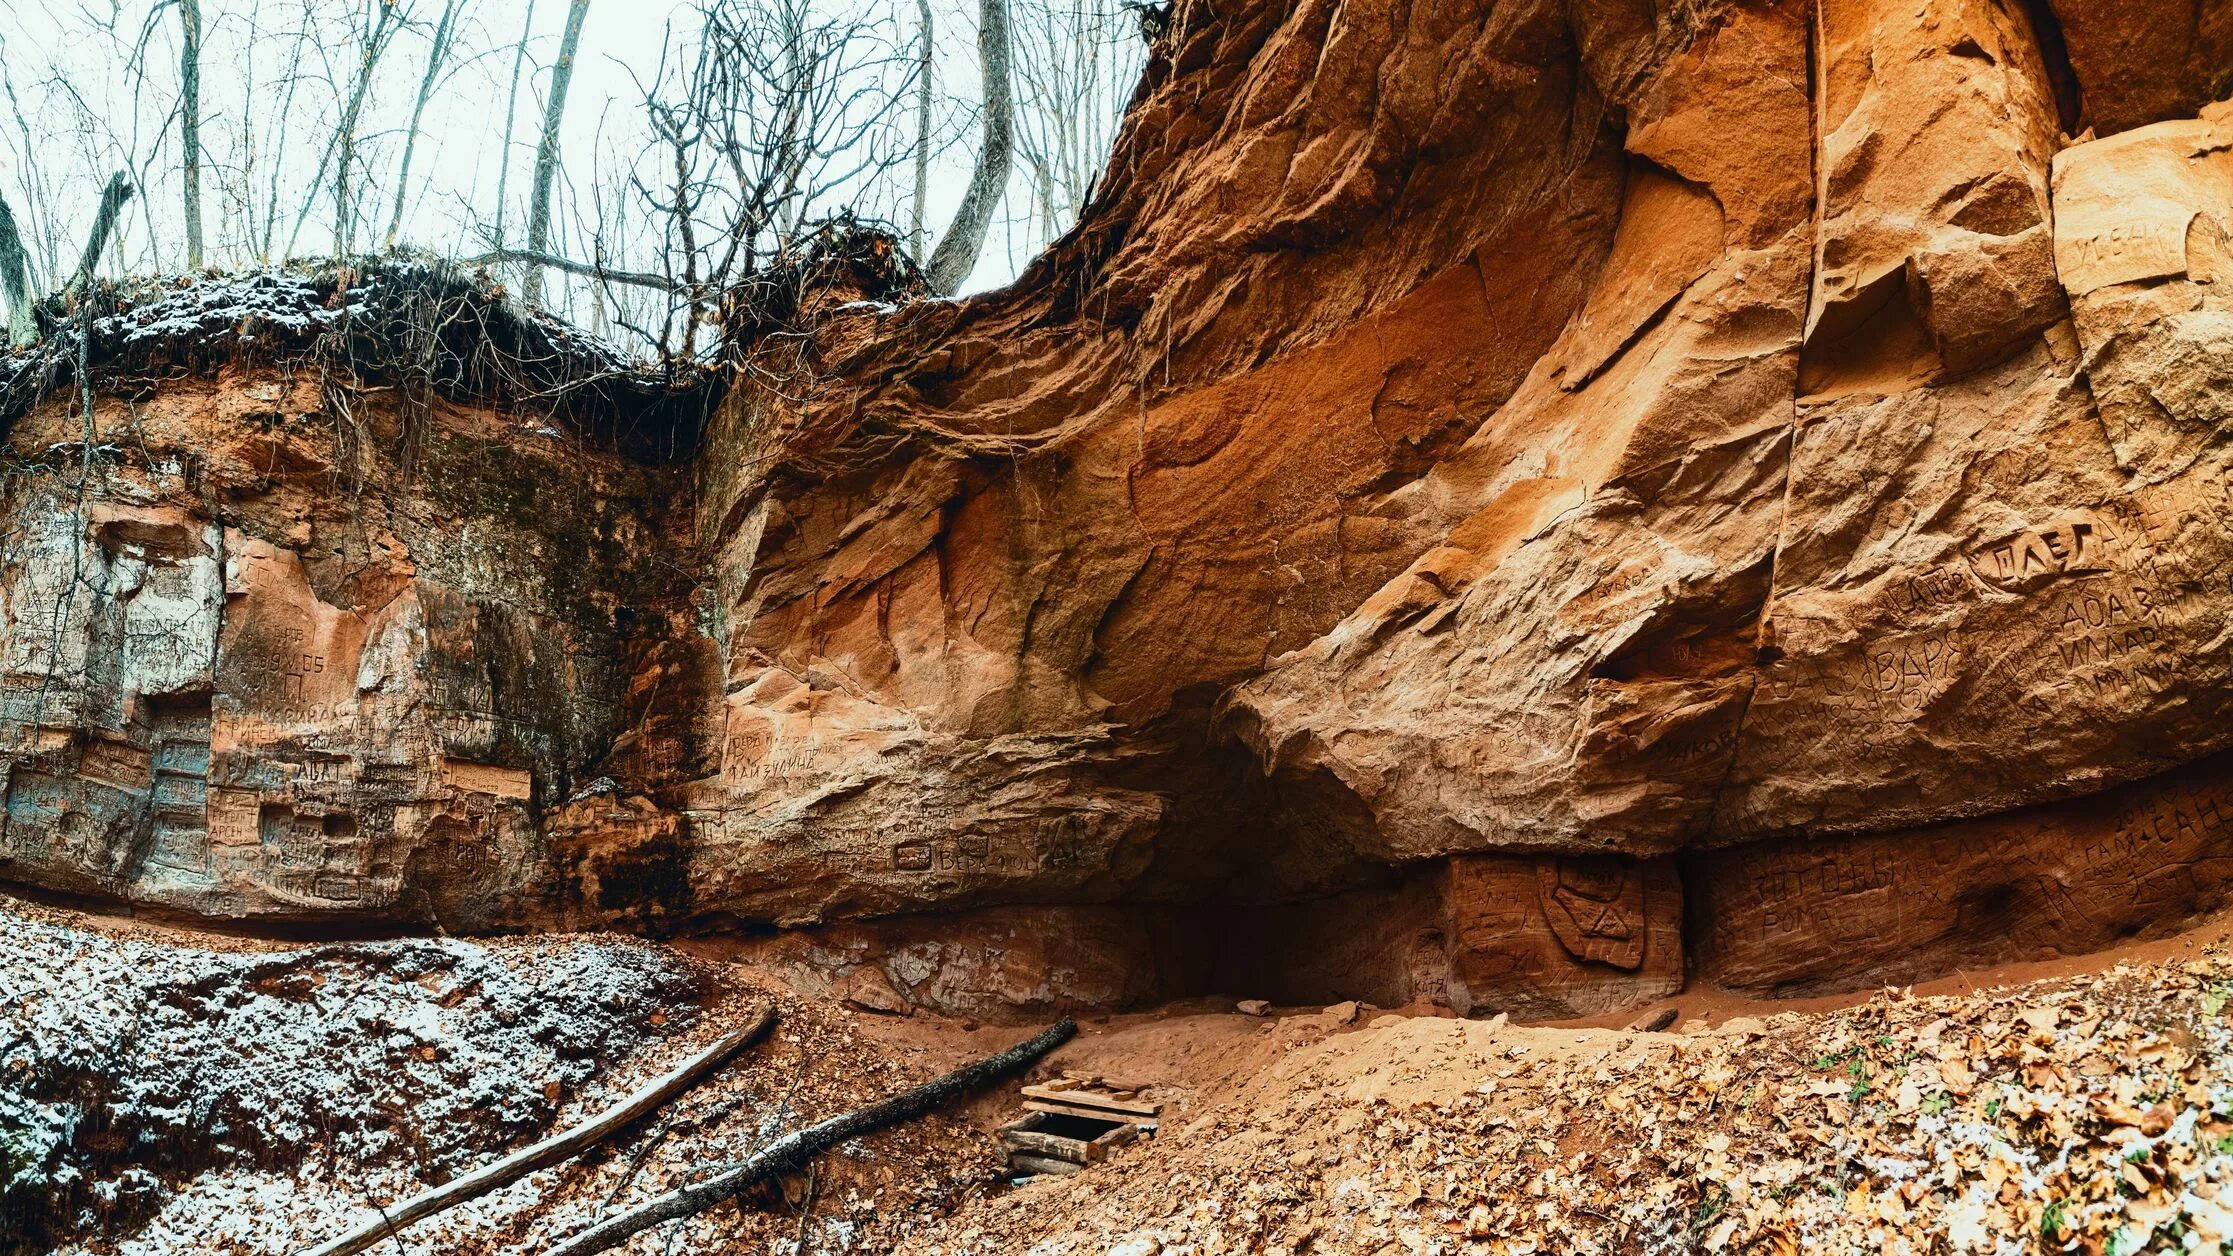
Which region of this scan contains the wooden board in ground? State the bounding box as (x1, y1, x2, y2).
(1019, 1084, 1162, 1118)
(1022, 1097, 1162, 1127)
(1006, 1151, 1086, 1176)
(1000, 1111, 1138, 1165)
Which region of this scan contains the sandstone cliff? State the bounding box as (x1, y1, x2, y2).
(5, 0, 2233, 1024)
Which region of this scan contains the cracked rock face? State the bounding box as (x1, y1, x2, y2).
(0, 353, 686, 930)
(9, 0, 2233, 1022)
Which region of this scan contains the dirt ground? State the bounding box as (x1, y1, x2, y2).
(11, 893, 2233, 1254)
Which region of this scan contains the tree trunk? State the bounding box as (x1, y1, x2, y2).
(259, 21, 311, 262)
(68, 172, 133, 297)
(925, 0, 1014, 295)
(178, 0, 203, 271)
(286, 5, 400, 260)
(545, 1018, 1077, 1256)
(0, 192, 34, 346)
(492, 0, 541, 254)
(911, 0, 932, 263)
(385, 0, 464, 250)
(525, 0, 592, 306)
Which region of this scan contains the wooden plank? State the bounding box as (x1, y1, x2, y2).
(1006, 1150, 1086, 1176)
(1003, 1127, 1089, 1161)
(1020, 1084, 1161, 1118)
(1001, 1122, 1093, 1162)
(1024, 1097, 1159, 1127)
(1090, 1121, 1140, 1153)
(999, 1113, 1139, 1163)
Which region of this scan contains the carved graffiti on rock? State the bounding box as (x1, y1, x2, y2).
(2053, 201, 2195, 295)
(1535, 856, 1648, 971)
(1966, 516, 2125, 592)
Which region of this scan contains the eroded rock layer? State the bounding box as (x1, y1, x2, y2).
(7, 0, 2233, 1021)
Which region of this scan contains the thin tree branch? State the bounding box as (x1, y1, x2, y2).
(458, 246, 683, 291)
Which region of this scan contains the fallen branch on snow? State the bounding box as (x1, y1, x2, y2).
(545, 1016, 1079, 1255)
(300, 1001, 777, 1256)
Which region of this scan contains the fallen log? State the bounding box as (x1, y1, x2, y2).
(546, 1016, 1079, 1256)
(300, 1002, 777, 1256)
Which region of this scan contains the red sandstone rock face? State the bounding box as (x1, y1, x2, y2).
(10, 0, 2233, 1022)
(0, 361, 691, 928)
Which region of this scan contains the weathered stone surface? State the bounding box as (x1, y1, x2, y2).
(1441, 854, 1684, 1020)
(1695, 751, 2233, 995)
(10, 0, 2233, 1024)
(1227, 8, 2233, 879)
(2047, 0, 2233, 136)
(0, 356, 689, 929)
(724, 906, 1169, 1021)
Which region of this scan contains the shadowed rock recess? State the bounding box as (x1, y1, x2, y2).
(6, 0, 2233, 1023)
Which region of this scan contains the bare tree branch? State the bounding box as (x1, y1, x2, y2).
(458, 246, 681, 291)
(303, 1004, 777, 1256)
(545, 1017, 1078, 1256)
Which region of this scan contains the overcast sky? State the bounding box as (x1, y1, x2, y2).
(0, 0, 1141, 334)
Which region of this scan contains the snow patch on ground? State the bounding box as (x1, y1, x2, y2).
(0, 902, 701, 1252)
(95, 270, 366, 347)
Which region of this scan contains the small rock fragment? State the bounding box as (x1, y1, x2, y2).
(1629, 1007, 1679, 1033)
(843, 966, 910, 1015)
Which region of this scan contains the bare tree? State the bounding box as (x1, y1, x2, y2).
(0, 0, 1139, 357)
(1010, 0, 1133, 250)
(924, 0, 1011, 294)
(177, 0, 204, 269)
(525, 0, 591, 304)
(490, 0, 540, 254)
(258, 12, 313, 261)
(470, 0, 917, 355)
(0, 62, 57, 288)
(655, 0, 916, 339)
(286, 0, 411, 259)
(70, 7, 170, 273)
(385, 0, 469, 249)
(909, 0, 930, 262)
